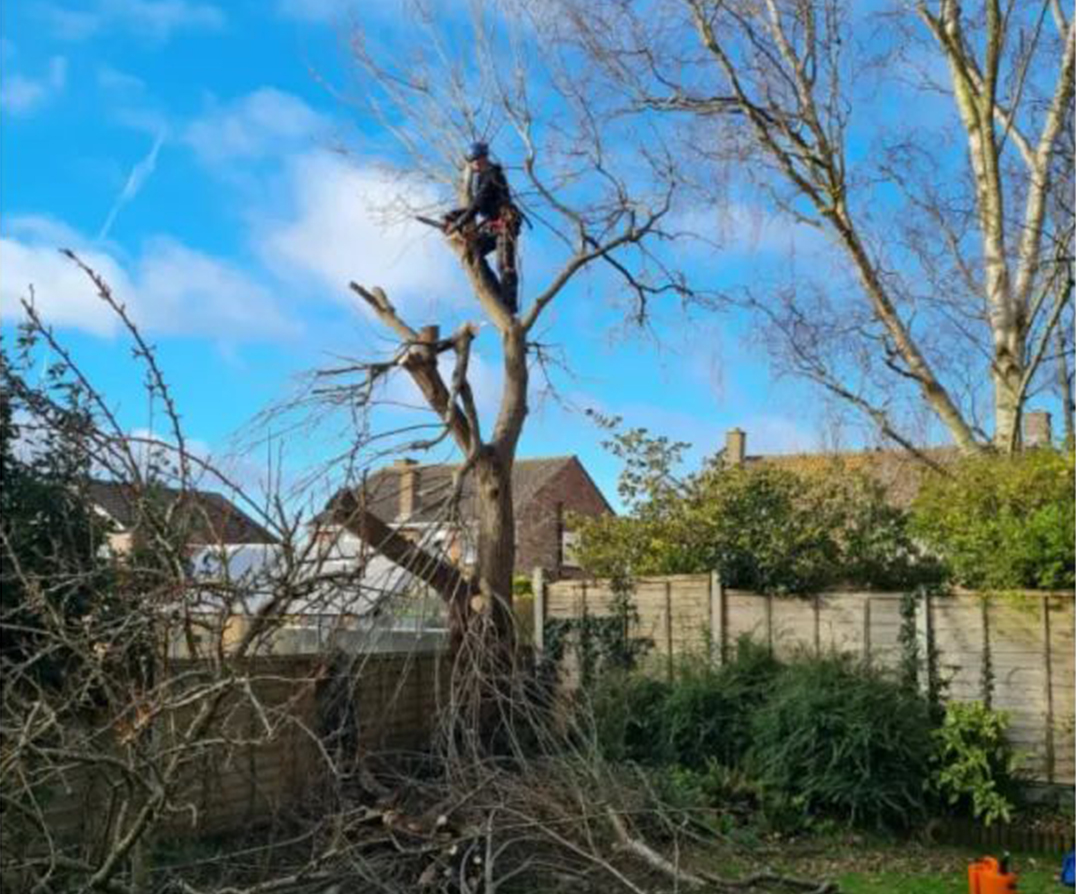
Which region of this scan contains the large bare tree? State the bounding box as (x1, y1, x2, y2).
(309, 4, 680, 650)
(547, 0, 1074, 454)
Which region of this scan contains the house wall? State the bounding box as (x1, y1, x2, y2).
(516, 460, 611, 578)
(311, 459, 612, 581)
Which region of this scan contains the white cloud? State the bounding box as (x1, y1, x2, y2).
(134, 237, 295, 336)
(184, 89, 329, 166)
(97, 64, 145, 93)
(255, 151, 464, 315)
(43, 7, 101, 40)
(0, 216, 295, 341)
(1, 233, 127, 337)
(44, 0, 225, 42)
(0, 56, 67, 115)
(275, 0, 356, 21)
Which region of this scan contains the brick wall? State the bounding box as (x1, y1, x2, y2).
(515, 458, 611, 578)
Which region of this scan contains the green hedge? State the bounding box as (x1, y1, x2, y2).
(590, 644, 1020, 831)
(574, 463, 941, 595)
(911, 449, 1075, 590)
(746, 655, 936, 829)
(592, 638, 780, 769)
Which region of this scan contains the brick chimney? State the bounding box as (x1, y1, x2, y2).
(394, 458, 420, 518)
(726, 427, 746, 466)
(1024, 411, 1053, 448)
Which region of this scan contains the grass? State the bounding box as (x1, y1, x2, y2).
(838, 862, 1058, 893)
(698, 835, 1065, 893)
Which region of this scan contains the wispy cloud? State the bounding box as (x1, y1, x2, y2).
(275, 0, 355, 22)
(98, 129, 167, 241)
(183, 88, 329, 166)
(253, 150, 464, 317)
(97, 64, 145, 94)
(0, 56, 67, 116)
(43, 0, 225, 43)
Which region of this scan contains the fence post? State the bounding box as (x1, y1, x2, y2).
(664, 579, 674, 681)
(532, 567, 546, 652)
(863, 597, 872, 668)
(813, 593, 821, 655)
(915, 587, 934, 699)
(709, 570, 726, 664)
(764, 592, 774, 653)
(1042, 595, 1056, 784)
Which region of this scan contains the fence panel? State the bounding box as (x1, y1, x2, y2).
(542, 574, 1075, 786)
(23, 650, 448, 851)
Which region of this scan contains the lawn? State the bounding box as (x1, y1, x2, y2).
(704, 836, 1065, 893)
(838, 862, 1057, 893)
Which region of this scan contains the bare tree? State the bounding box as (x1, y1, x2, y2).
(2, 262, 832, 894)
(1, 268, 447, 893)
(305, 3, 681, 652)
(547, 0, 1074, 453)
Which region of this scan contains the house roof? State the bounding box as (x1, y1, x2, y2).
(748, 446, 960, 508)
(87, 480, 279, 545)
(319, 455, 606, 525)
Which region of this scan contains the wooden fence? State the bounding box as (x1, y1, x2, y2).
(535, 572, 1075, 787)
(26, 651, 448, 850)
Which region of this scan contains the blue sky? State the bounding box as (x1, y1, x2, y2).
(1, 0, 874, 513)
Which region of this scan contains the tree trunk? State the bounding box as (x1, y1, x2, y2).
(466, 318, 528, 651)
(472, 447, 517, 647)
(1057, 324, 1075, 450)
(992, 331, 1027, 453)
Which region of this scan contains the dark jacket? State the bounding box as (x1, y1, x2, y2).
(456, 163, 512, 228)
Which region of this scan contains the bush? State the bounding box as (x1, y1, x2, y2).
(911, 449, 1075, 590)
(576, 459, 938, 594)
(747, 655, 935, 828)
(666, 638, 782, 768)
(931, 700, 1020, 826)
(593, 638, 781, 768)
(591, 671, 671, 764)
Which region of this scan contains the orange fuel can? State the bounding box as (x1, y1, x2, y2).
(968, 855, 1018, 893)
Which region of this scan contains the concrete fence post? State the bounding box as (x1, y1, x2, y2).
(1042, 595, 1056, 784)
(709, 570, 726, 664)
(813, 593, 821, 655)
(863, 597, 873, 668)
(664, 579, 674, 681)
(532, 567, 546, 652)
(915, 587, 934, 699)
(764, 592, 774, 653)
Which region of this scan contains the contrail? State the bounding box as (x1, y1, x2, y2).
(97, 128, 166, 241)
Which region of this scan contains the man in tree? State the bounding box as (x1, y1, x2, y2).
(445, 141, 523, 314)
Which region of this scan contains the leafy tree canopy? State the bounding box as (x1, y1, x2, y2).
(911, 449, 1075, 591)
(573, 421, 939, 594)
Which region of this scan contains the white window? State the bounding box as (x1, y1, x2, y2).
(561, 529, 581, 568)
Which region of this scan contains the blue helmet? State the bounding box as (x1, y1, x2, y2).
(465, 141, 489, 162)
